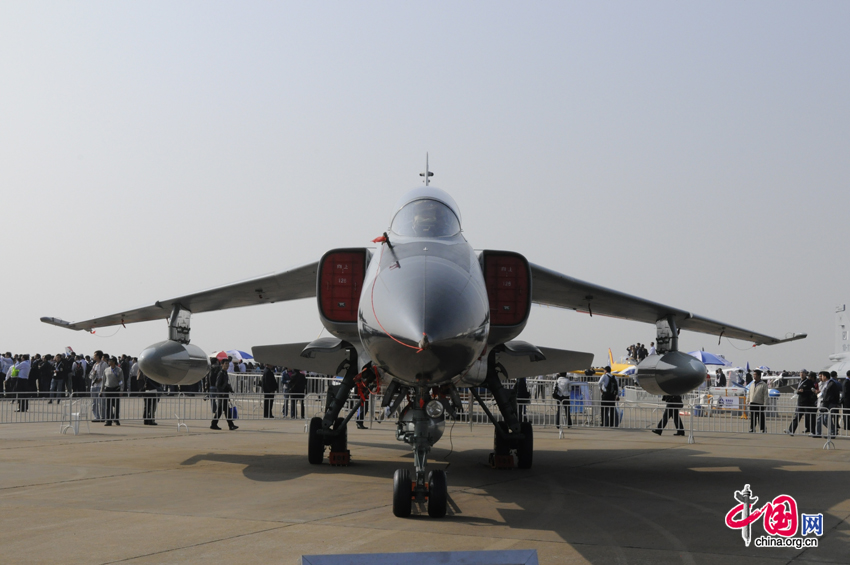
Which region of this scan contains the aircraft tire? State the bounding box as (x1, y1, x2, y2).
(392, 468, 412, 518)
(427, 470, 447, 518)
(308, 417, 324, 465)
(330, 417, 347, 452)
(517, 421, 533, 469)
(493, 421, 510, 456)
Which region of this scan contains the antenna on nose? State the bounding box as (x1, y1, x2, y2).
(419, 153, 433, 186)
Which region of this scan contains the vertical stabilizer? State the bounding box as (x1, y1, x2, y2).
(836, 305, 849, 355)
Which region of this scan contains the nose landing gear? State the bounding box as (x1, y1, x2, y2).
(392, 386, 449, 518)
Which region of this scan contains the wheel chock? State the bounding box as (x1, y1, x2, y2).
(488, 452, 514, 469)
(329, 450, 351, 466)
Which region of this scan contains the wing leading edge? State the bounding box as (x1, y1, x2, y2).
(41, 261, 319, 332)
(530, 263, 806, 346)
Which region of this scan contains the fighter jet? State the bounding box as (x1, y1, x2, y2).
(42, 160, 806, 518)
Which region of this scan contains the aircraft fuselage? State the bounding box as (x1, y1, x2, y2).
(358, 233, 490, 387)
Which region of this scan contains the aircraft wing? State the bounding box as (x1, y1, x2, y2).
(530, 263, 806, 346)
(41, 261, 319, 332)
(253, 342, 349, 375)
(497, 346, 593, 379)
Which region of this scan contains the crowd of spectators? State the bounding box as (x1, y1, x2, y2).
(0, 350, 320, 426)
(3, 348, 849, 438)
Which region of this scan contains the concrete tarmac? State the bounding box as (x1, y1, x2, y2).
(0, 418, 848, 564)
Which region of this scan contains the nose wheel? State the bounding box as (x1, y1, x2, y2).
(392, 468, 447, 518)
(392, 468, 412, 517)
(427, 470, 447, 518)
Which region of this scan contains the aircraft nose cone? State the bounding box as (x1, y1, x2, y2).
(361, 255, 489, 384)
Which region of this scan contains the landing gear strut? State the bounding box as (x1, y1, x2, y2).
(306, 346, 373, 466)
(475, 350, 534, 470)
(392, 384, 449, 518)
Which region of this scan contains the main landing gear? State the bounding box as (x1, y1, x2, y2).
(307, 349, 375, 467)
(474, 350, 534, 470)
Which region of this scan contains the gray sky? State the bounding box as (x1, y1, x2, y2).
(2, 1, 847, 371)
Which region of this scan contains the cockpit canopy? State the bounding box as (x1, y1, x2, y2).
(390, 187, 462, 238)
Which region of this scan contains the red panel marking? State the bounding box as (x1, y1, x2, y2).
(320, 252, 365, 323)
(484, 254, 529, 326)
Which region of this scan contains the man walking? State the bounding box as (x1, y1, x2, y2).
(787, 370, 817, 435)
(211, 363, 238, 431)
(652, 395, 685, 436)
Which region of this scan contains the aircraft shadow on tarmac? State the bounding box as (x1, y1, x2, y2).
(180, 443, 849, 561)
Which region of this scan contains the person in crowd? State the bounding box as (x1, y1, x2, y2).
(237, 359, 247, 374)
(652, 394, 685, 436)
(288, 370, 307, 419)
(843, 370, 850, 432)
(599, 366, 619, 427)
(747, 369, 768, 433)
(261, 364, 278, 418)
(355, 376, 371, 430)
(102, 356, 123, 426)
(207, 358, 221, 411)
(38, 354, 54, 398)
(11, 354, 32, 412)
(29, 354, 43, 402)
(141, 368, 159, 425)
(515, 377, 530, 421)
(815, 371, 841, 438)
(120, 355, 131, 392)
(49, 354, 67, 403)
(130, 357, 142, 392)
(745, 372, 753, 385)
(129, 357, 140, 393)
(89, 351, 106, 422)
(211, 362, 238, 431)
(0, 352, 12, 399)
(533, 375, 545, 399)
(787, 370, 817, 435)
(279, 368, 291, 417)
(648, 342, 656, 356)
(552, 372, 571, 429)
(716, 369, 727, 387)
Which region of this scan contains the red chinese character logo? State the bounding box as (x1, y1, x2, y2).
(725, 485, 798, 541)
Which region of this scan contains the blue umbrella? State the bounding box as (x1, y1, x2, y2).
(226, 349, 254, 360)
(687, 351, 732, 366)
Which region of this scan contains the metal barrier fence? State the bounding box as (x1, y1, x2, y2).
(1, 386, 846, 449)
